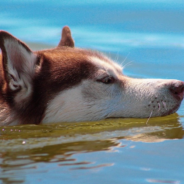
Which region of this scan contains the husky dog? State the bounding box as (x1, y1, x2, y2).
(0, 26, 183, 126)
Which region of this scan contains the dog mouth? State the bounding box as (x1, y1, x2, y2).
(161, 103, 181, 117)
(106, 102, 181, 119)
(149, 102, 181, 118)
(146, 92, 183, 118)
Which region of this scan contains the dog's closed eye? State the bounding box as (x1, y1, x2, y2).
(96, 76, 115, 84)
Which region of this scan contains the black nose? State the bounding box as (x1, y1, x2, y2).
(169, 81, 184, 100)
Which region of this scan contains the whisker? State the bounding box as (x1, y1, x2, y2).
(146, 111, 153, 125)
(122, 61, 133, 69)
(120, 52, 130, 67)
(115, 51, 120, 62)
(162, 101, 167, 110)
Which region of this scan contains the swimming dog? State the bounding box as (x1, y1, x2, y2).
(0, 26, 184, 126)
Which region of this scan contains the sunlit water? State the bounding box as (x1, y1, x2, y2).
(1, 1, 184, 184)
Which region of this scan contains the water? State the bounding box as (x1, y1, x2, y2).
(1, 0, 184, 183)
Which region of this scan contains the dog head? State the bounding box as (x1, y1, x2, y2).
(0, 26, 184, 125)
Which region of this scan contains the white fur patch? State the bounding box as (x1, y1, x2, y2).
(42, 83, 109, 123)
(89, 56, 122, 77)
(43, 76, 182, 124)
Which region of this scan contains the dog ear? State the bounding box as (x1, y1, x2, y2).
(57, 26, 75, 48)
(0, 31, 37, 97)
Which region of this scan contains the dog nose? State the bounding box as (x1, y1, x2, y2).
(169, 81, 184, 100)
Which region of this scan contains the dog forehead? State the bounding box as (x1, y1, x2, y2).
(37, 48, 90, 67)
(36, 48, 97, 84)
(88, 55, 123, 77)
(37, 47, 122, 77)
(38, 47, 90, 61)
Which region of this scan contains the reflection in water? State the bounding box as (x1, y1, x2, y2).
(0, 113, 183, 183)
(0, 139, 118, 184)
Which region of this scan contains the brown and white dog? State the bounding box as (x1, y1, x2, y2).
(0, 26, 184, 126)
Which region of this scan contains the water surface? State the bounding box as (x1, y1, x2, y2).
(0, 1, 184, 184)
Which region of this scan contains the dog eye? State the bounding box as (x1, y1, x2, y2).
(97, 76, 115, 84)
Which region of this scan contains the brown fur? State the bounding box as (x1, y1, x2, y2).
(0, 40, 98, 124)
(58, 26, 75, 48)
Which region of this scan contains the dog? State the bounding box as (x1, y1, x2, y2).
(0, 26, 184, 126)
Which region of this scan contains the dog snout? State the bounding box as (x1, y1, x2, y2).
(169, 81, 184, 100)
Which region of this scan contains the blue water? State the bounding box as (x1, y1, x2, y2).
(1, 0, 184, 79)
(1, 0, 184, 184)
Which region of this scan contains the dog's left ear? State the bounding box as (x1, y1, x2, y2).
(57, 26, 75, 48)
(0, 31, 38, 99)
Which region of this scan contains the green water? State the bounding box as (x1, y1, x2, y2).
(0, 114, 184, 183)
